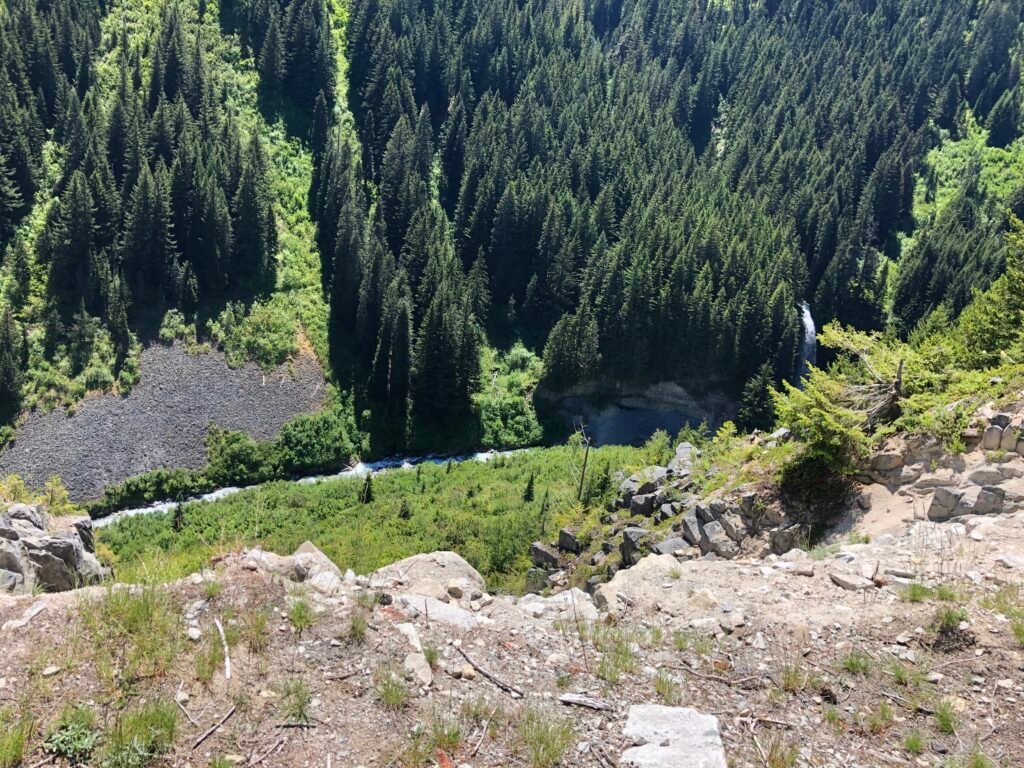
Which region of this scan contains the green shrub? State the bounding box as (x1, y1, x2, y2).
(45, 705, 99, 764)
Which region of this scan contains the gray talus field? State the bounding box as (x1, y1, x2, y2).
(0, 344, 325, 500)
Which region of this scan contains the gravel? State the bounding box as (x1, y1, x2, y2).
(0, 344, 326, 500)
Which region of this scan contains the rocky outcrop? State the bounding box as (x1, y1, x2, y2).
(0, 503, 106, 593)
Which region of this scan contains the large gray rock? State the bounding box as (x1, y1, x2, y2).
(652, 536, 689, 556)
(7, 503, 46, 531)
(679, 509, 702, 545)
(621, 527, 653, 566)
(668, 442, 698, 475)
(718, 511, 747, 542)
(529, 541, 561, 570)
(699, 521, 738, 559)
(558, 527, 582, 554)
(620, 705, 727, 768)
(983, 425, 1005, 451)
(0, 508, 105, 594)
(957, 486, 1004, 516)
(630, 493, 659, 517)
(968, 466, 1004, 486)
(1001, 426, 1021, 452)
(372, 550, 486, 602)
(928, 487, 964, 521)
(871, 452, 904, 471)
(0, 538, 24, 574)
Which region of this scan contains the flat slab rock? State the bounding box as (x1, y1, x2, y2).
(620, 705, 727, 768)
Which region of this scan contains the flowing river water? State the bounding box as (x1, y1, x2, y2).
(93, 450, 523, 528)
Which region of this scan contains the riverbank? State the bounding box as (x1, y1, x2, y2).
(92, 449, 525, 529)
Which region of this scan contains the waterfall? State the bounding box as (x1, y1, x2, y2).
(797, 302, 817, 382)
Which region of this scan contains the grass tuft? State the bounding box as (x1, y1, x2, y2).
(515, 706, 574, 768)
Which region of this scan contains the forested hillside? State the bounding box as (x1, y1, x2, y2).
(1, 0, 1023, 466)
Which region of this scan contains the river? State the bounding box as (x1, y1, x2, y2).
(93, 450, 523, 529)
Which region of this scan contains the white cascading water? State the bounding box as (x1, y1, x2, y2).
(797, 302, 817, 382)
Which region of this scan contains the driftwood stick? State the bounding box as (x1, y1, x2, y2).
(247, 738, 285, 768)
(559, 693, 614, 711)
(175, 682, 199, 726)
(214, 618, 232, 680)
(470, 705, 499, 757)
(456, 646, 523, 698)
(191, 706, 236, 751)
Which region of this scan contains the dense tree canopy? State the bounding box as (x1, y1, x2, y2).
(2, 0, 1023, 453)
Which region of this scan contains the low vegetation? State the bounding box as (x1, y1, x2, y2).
(99, 443, 644, 590)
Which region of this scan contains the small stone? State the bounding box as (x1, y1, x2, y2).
(446, 582, 464, 599)
(829, 571, 875, 591)
(41, 665, 60, 677)
(187, 627, 202, 642)
(926, 672, 944, 684)
(461, 663, 477, 681)
(175, 689, 190, 704)
(751, 632, 767, 650)
(996, 679, 1013, 690)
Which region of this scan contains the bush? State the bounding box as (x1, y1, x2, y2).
(275, 406, 356, 475)
(772, 368, 868, 473)
(204, 425, 281, 486)
(89, 468, 214, 519)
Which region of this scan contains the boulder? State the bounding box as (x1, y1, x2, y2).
(517, 589, 599, 622)
(621, 527, 653, 566)
(958, 486, 1004, 516)
(766, 427, 791, 443)
(619, 705, 727, 768)
(619, 466, 668, 502)
(668, 442, 698, 474)
(7, 504, 46, 532)
(630, 493, 659, 517)
(699, 521, 738, 559)
(0, 538, 24, 575)
(654, 503, 677, 524)
(394, 593, 481, 630)
(718, 511, 747, 543)
(293, 541, 342, 581)
(968, 466, 1004, 486)
(829, 571, 875, 591)
(652, 536, 689, 557)
(529, 542, 561, 570)
(928, 487, 964, 521)
(524, 568, 549, 594)
(982, 425, 1005, 451)
(679, 510, 702, 545)
(557, 527, 582, 554)
(990, 413, 1012, 429)
(1001, 427, 1021, 452)
(373, 551, 486, 601)
(871, 452, 904, 471)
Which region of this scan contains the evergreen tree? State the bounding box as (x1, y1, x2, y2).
(0, 306, 21, 405)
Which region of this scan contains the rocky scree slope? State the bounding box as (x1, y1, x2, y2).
(2, 492, 1024, 766)
(527, 403, 1024, 598)
(0, 344, 326, 500)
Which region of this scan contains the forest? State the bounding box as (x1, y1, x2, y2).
(1, 0, 1023, 458)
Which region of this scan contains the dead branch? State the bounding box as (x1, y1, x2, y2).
(559, 693, 614, 711)
(191, 706, 236, 751)
(455, 646, 524, 698)
(214, 618, 231, 681)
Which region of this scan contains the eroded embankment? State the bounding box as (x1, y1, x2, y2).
(0, 344, 325, 500)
